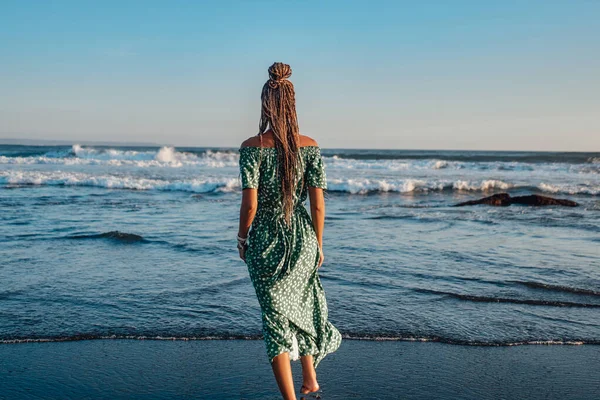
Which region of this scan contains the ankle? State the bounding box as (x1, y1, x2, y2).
(302, 369, 316, 379)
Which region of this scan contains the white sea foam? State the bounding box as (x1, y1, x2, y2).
(1, 145, 598, 176)
(323, 156, 598, 175)
(432, 160, 449, 169)
(327, 178, 514, 194)
(71, 144, 239, 167)
(1, 170, 597, 195)
(0, 145, 239, 168)
(0, 170, 239, 193)
(325, 156, 458, 171)
(538, 182, 600, 195)
(453, 179, 513, 191)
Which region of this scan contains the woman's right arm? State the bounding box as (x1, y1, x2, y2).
(308, 186, 325, 268)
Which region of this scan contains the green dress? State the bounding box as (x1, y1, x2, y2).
(238, 144, 342, 369)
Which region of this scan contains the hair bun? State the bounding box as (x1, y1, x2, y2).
(268, 62, 292, 86)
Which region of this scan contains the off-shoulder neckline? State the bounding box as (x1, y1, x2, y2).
(239, 145, 320, 151)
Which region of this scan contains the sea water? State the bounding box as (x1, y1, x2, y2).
(1, 144, 599, 345)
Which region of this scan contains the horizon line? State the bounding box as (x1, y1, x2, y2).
(0, 137, 598, 154)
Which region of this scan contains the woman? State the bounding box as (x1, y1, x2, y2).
(237, 62, 342, 399)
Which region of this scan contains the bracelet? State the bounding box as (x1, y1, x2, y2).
(237, 234, 248, 250)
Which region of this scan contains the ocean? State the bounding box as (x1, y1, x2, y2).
(1, 144, 599, 345)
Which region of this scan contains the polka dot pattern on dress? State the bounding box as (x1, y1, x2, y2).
(238, 145, 342, 369)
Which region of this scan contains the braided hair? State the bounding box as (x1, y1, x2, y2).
(258, 62, 302, 227)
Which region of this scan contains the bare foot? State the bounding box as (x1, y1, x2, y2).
(300, 355, 320, 396)
(300, 381, 320, 394)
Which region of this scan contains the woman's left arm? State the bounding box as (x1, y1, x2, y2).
(238, 188, 258, 261)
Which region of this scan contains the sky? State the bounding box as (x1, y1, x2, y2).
(1, 0, 599, 151)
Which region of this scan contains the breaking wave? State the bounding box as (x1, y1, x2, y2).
(327, 178, 599, 195)
(0, 144, 598, 175)
(0, 170, 239, 193)
(1, 170, 598, 195)
(0, 144, 239, 168)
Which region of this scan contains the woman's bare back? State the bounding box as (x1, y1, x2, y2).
(241, 130, 319, 149)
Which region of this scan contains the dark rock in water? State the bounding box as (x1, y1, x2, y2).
(68, 230, 145, 242)
(454, 193, 512, 207)
(510, 195, 578, 207)
(100, 231, 145, 242)
(453, 193, 578, 207)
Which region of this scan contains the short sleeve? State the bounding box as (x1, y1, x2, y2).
(305, 147, 327, 189)
(239, 147, 260, 189)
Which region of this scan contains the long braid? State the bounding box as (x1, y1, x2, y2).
(258, 62, 301, 227)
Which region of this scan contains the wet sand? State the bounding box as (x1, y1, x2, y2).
(1, 339, 598, 399)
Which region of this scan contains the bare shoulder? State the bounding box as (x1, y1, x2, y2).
(240, 136, 260, 148)
(299, 135, 319, 147)
(241, 134, 318, 148)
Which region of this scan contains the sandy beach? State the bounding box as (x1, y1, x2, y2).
(1, 339, 598, 399)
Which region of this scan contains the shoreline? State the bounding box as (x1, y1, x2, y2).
(1, 339, 598, 399)
(2, 335, 599, 346)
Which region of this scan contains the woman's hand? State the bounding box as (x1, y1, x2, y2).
(238, 244, 247, 263)
(317, 245, 324, 268)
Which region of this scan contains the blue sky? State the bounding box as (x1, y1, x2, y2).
(1, 0, 598, 150)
